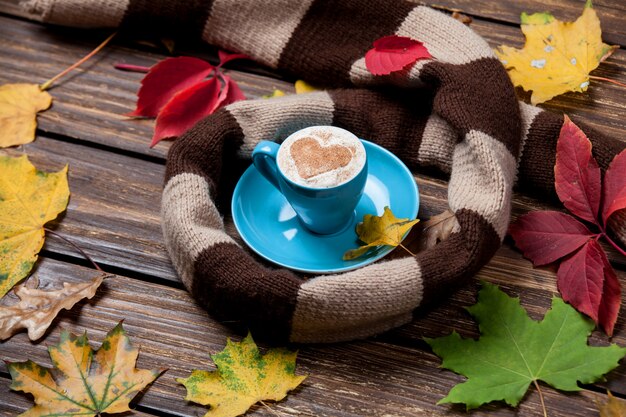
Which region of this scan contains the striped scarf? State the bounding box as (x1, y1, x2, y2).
(29, 0, 626, 343)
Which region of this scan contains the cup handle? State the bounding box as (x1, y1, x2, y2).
(252, 140, 281, 190)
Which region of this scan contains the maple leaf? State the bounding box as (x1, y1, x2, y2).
(128, 56, 215, 117)
(343, 206, 419, 260)
(0, 273, 108, 341)
(509, 116, 626, 335)
(598, 391, 626, 417)
(365, 35, 432, 76)
(177, 333, 306, 417)
(495, 1, 619, 105)
(7, 322, 161, 416)
(426, 282, 626, 412)
(0, 155, 69, 298)
(0, 84, 52, 148)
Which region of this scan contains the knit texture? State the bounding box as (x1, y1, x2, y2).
(27, 0, 626, 343)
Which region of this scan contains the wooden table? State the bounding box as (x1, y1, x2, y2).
(0, 1, 625, 416)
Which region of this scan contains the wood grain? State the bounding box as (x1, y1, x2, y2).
(0, 11, 623, 162)
(425, 0, 626, 47)
(0, 257, 617, 417)
(0, 1, 625, 416)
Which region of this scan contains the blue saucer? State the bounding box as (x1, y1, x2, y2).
(231, 140, 419, 274)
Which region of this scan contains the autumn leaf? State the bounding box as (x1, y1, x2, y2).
(0, 273, 108, 341)
(124, 52, 249, 147)
(0, 155, 69, 299)
(598, 391, 626, 417)
(0, 84, 52, 148)
(509, 211, 595, 266)
(426, 282, 626, 413)
(217, 50, 251, 67)
(365, 35, 432, 76)
(128, 56, 215, 117)
(177, 333, 306, 417)
(343, 206, 419, 260)
(294, 80, 318, 94)
(7, 322, 161, 416)
(262, 89, 286, 99)
(495, 1, 619, 104)
(509, 116, 626, 335)
(152, 77, 222, 147)
(415, 209, 458, 251)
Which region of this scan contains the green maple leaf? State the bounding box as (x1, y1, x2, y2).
(425, 282, 626, 410)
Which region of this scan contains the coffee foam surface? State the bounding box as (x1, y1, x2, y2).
(277, 127, 366, 188)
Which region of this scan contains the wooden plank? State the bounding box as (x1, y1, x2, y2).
(3, 131, 624, 289)
(0, 14, 295, 160)
(425, 0, 626, 47)
(0, 257, 614, 417)
(0, 12, 624, 161)
(1, 136, 176, 281)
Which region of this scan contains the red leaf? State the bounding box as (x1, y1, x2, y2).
(216, 74, 246, 108)
(217, 50, 251, 67)
(509, 211, 596, 266)
(597, 249, 621, 336)
(129, 57, 214, 118)
(602, 149, 626, 226)
(151, 77, 221, 147)
(365, 35, 432, 76)
(557, 240, 605, 322)
(554, 116, 602, 224)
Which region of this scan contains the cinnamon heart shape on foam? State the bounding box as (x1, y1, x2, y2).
(290, 137, 353, 179)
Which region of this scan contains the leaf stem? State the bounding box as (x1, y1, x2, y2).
(40, 32, 116, 91)
(259, 401, 282, 417)
(602, 232, 626, 257)
(44, 228, 102, 271)
(533, 380, 548, 417)
(589, 75, 626, 89)
(114, 63, 151, 73)
(399, 243, 417, 257)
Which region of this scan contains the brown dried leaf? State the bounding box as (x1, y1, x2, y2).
(452, 11, 472, 25)
(598, 391, 626, 417)
(416, 209, 458, 251)
(0, 273, 108, 341)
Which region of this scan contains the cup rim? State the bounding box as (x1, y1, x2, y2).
(275, 126, 367, 191)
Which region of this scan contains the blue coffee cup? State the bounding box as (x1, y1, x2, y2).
(252, 126, 368, 235)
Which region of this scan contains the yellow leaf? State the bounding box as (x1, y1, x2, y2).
(495, 1, 618, 104)
(177, 333, 306, 417)
(262, 89, 286, 99)
(294, 80, 318, 94)
(0, 273, 108, 341)
(0, 84, 52, 147)
(0, 155, 69, 298)
(598, 391, 626, 417)
(7, 322, 161, 416)
(343, 206, 419, 260)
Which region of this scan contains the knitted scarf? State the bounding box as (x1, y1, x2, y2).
(28, 0, 626, 343)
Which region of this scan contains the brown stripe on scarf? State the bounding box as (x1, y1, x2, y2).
(278, 0, 416, 87)
(165, 109, 244, 190)
(516, 111, 562, 199)
(329, 89, 433, 169)
(121, 0, 214, 39)
(417, 208, 501, 307)
(421, 58, 521, 156)
(192, 242, 303, 343)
